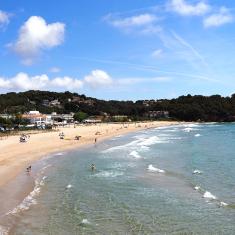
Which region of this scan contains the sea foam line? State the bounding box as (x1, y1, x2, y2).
(147, 164, 165, 173)
(129, 151, 142, 159)
(6, 175, 47, 215)
(193, 185, 228, 207)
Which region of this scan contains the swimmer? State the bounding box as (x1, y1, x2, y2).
(91, 164, 96, 171)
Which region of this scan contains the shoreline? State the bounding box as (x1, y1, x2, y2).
(0, 121, 180, 188)
(0, 121, 180, 218)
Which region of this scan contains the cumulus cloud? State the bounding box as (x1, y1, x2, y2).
(51, 76, 83, 90)
(104, 13, 161, 35)
(0, 73, 82, 91)
(0, 69, 172, 93)
(203, 7, 233, 28)
(168, 0, 210, 16)
(9, 16, 65, 65)
(0, 10, 10, 27)
(84, 70, 113, 88)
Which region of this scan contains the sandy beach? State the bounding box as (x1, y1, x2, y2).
(0, 121, 178, 187)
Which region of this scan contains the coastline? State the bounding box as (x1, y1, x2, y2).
(0, 121, 179, 188)
(0, 121, 180, 221)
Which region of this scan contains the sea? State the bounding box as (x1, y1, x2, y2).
(0, 123, 235, 235)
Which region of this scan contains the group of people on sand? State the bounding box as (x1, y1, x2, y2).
(20, 134, 30, 143)
(59, 132, 65, 139)
(26, 165, 32, 173)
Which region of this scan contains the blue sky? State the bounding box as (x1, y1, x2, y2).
(0, 0, 235, 100)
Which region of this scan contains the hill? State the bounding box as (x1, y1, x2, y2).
(0, 90, 235, 122)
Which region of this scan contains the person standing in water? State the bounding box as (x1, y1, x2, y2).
(91, 164, 96, 171)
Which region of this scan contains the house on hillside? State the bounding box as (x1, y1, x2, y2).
(42, 99, 50, 106)
(49, 99, 61, 107)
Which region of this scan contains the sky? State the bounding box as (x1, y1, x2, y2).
(0, 0, 235, 100)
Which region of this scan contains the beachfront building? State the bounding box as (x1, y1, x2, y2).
(84, 116, 102, 123)
(22, 111, 53, 126)
(112, 115, 129, 122)
(146, 111, 169, 119)
(51, 112, 74, 124)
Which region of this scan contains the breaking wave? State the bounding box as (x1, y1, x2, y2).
(147, 164, 165, 173)
(129, 151, 142, 159)
(203, 191, 217, 200)
(6, 175, 47, 215)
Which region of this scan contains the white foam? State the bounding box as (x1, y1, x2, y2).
(115, 135, 123, 138)
(194, 185, 201, 191)
(94, 171, 124, 178)
(81, 219, 90, 225)
(147, 164, 165, 173)
(7, 176, 47, 215)
(140, 145, 150, 151)
(195, 134, 201, 137)
(66, 184, 73, 189)
(54, 152, 65, 156)
(219, 201, 228, 207)
(183, 127, 193, 132)
(203, 191, 217, 200)
(102, 139, 139, 153)
(193, 169, 202, 174)
(129, 151, 142, 159)
(137, 136, 169, 147)
(183, 123, 200, 128)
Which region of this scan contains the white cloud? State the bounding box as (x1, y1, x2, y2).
(203, 7, 233, 28)
(0, 73, 83, 91)
(0, 73, 49, 90)
(151, 49, 163, 58)
(9, 16, 65, 65)
(168, 0, 210, 16)
(84, 70, 113, 88)
(50, 67, 61, 73)
(104, 13, 161, 35)
(51, 76, 83, 90)
(0, 10, 10, 27)
(107, 14, 157, 28)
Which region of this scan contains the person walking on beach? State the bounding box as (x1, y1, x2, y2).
(94, 138, 97, 144)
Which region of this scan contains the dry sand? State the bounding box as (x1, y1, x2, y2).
(0, 121, 178, 187)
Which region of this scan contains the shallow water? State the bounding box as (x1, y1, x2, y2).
(1, 123, 235, 234)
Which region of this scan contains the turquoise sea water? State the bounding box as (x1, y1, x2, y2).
(1, 123, 235, 234)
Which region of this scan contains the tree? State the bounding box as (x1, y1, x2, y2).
(73, 111, 88, 122)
